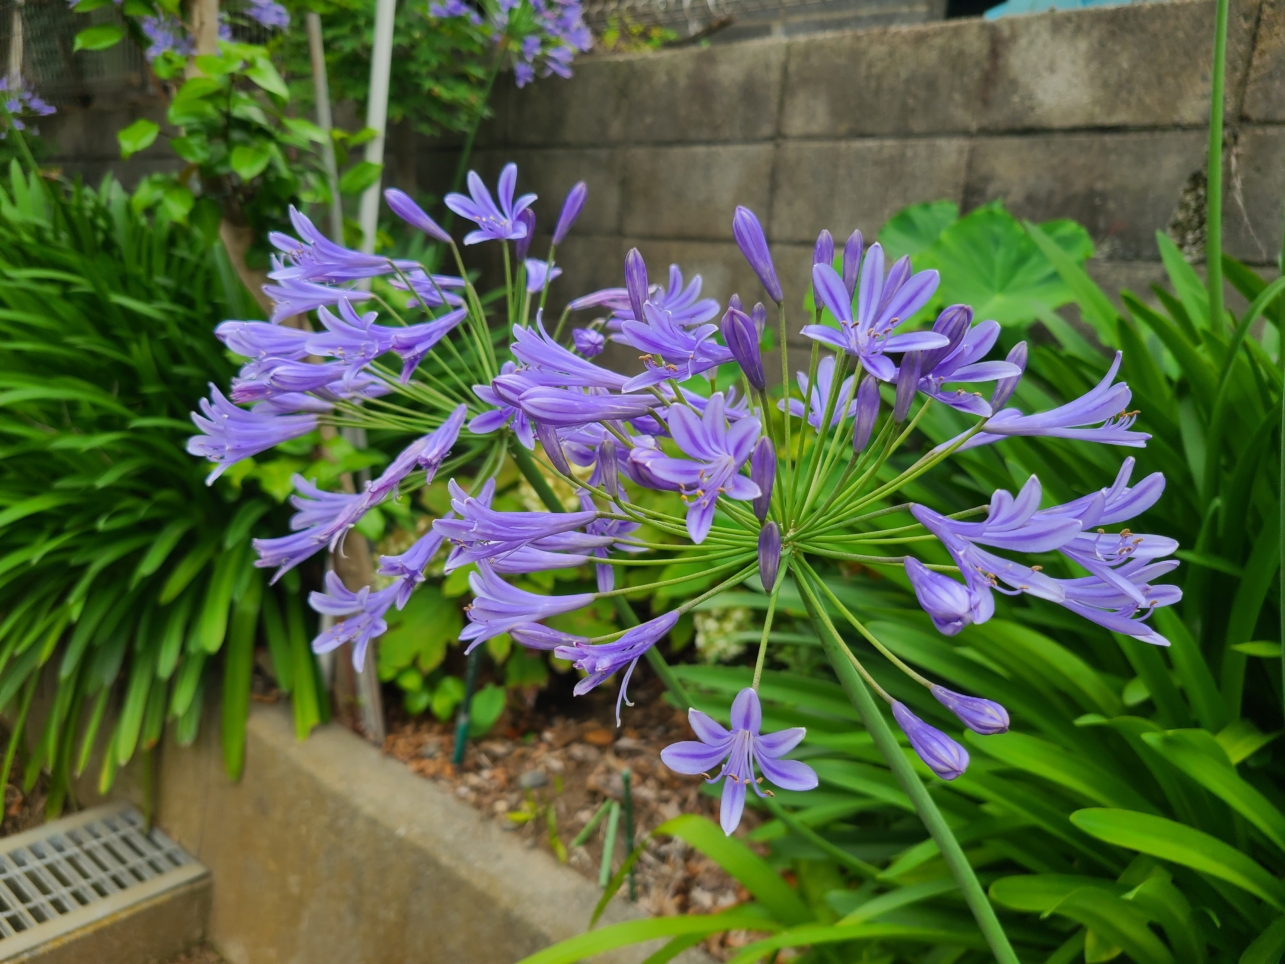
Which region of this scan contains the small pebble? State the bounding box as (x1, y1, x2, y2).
(417, 742, 439, 759)
(518, 769, 548, 789)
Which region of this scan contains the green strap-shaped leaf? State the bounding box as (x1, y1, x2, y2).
(1047, 888, 1173, 964)
(723, 921, 988, 964)
(1126, 876, 1205, 964)
(1071, 808, 1285, 909)
(652, 814, 812, 925)
(1025, 220, 1120, 345)
(1241, 916, 1285, 964)
(989, 874, 1124, 913)
(1152, 608, 1227, 732)
(72, 23, 124, 51)
(222, 571, 262, 781)
(1143, 728, 1285, 853)
(197, 541, 249, 654)
(968, 730, 1159, 814)
(513, 914, 783, 964)
(1222, 500, 1280, 716)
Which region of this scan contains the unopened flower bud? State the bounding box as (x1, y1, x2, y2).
(750, 436, 775, 521)
(751, 302, 767, 336)
(813, 229, 834, 267)
(728, 293, 743, 312)
(625, 248, 649, 323)
(931, 684, 1009, 735)
(514, 209, 537, 262)
(758, 521, 781, 592)
(893, 352, 921, 423)
(922, 305, 972, 374)
(534, 419, 571, 477)
(572, 327, 604, 357)
(842, 230, 864, 298)
(732, 206, 782, 304)
(853, 376, 879, 454)
(385, 189, 452, 244)
(721, 306, 765, 392)
(990, 341, 1027, 411)
(892, 701, 969, 780)
(597, 437, 620, 499)
(552, 181, 587, 245)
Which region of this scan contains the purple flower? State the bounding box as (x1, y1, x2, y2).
(271, 207, 421, 283)
(660, 688, 818, 835)
(429, 0, 483, 22)
(253, 477, 372, 580)
(516, 386, 657, 427)
(553, 181, 587, 245)
(780, 356, 859, 431)
(640, 393, 761, 542)
(911, 308, 1024, 418)
(534, 419, 573, 476)
(759, 522, 781, 591)
(514, 210, 537, 262)
(509, 315, 628, 390)
(524, 259, 562, 293)
(625, 248, 649, 329)
(619, 304, 734, 390)
(261, 274, 374, 325)
(813, 230, 834, 267)
(309, 573, 399, 670)
(903, 557, 993, 636)
(246, 0, 290, 29)
(444, 164, 536, 245)
(892, 702, 969, 781)
(460, 562, 594, 648)
(990, 342, 1028, 412)
(954, 352, 1149, 450)
(893, 351, 921, 422)
(434, 489, 602, 570)
(732, 207, 782, 304)
(841, 230, 863, 298)
(750, 436, 774, 522)
(803, 251, 947, 382)
(378, 530, 447, 609)
(230, 356, 361, 405)
(852, 376, 880, 454)
(384, 188, 451, 243)
(931, 685, 1009, 735)
(555, 611, 681, 723)
(365, 404, 467, 503)
(215, 320, 311, 361)
(721, 305, 765, 392)
(188, 385, 317, 482)
(471, 361, 536, 448)
(139, 14, 193, 60)
(572, 327, 604, 356)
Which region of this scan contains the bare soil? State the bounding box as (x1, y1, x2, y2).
(379, 675, 766, 959)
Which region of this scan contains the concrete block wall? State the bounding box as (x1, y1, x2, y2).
(416, 0, 1284, 326)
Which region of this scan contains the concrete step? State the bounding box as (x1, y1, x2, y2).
(0, 802, 209, 963)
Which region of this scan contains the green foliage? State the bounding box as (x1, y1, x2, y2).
(276, 0, 495, 138)
(0, 164, 325, 807)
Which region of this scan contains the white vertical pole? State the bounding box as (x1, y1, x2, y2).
(358, 0, 397, 255)
(306, 12, 345, 245)
(7, 1, 24, 87)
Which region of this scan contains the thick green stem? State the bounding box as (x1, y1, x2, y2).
(793, 564, 1019, 964)
(1207, 0, 1229, 334)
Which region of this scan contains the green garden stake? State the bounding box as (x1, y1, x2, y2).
(599, 801, 621, 888)
(621, 768, 637, 901)
(451, 646, 483, 767)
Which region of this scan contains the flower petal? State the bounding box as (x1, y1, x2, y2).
(755, 755, 818, 792)
(754, 726, 806, 758)
(720, 775, 747, 835)
(729, 687, 762, 734)
(688, 708, 732, 745)
(660, 740, 731, 775)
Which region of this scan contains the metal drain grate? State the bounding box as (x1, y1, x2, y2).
(0, 802, 207, 958)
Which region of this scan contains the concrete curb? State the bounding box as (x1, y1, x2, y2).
(142, 704, 711, 964)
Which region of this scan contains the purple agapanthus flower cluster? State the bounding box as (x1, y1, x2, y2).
(0, 78, 55, 138)
(427, 0, 591, 88)
(245, 0, 290, 29)
(188, 161, 1179, 831)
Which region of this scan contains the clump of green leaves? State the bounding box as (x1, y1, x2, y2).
(0, 163, 326, 812)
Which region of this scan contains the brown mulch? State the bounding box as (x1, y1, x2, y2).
(0, 722, 48, 838)
(381, 675, 769, 959)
